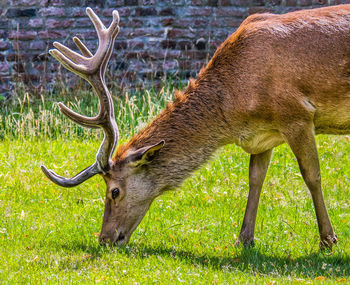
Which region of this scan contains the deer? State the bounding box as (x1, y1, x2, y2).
(41, 5, 350, 249)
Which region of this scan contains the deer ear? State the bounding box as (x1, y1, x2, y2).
(126, 140, 165, 167)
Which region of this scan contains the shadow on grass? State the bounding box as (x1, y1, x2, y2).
(60, 241, 350, 278)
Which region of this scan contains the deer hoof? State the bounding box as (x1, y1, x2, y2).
(319, 234, 338, 250)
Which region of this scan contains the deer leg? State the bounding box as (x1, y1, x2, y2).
(239, 149, 273, 247)
(282, 124, 337, 249)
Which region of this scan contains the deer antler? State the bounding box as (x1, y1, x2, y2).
(41, 8, 120, 187)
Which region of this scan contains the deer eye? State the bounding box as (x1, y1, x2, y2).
(111, 188, 120, 199)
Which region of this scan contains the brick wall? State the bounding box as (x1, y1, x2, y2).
(1, 0, 350, 96)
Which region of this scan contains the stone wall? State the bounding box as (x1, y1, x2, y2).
(1, 0, 349, 96)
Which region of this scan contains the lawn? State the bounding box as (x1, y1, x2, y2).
(0, 87, 349, 283)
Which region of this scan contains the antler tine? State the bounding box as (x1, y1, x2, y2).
(58, 102, 100, 129)
(41, 164, 100, 187)
(73, 37, 93, 58)
(53, 41, 87, 66)
(86, 7, 107, 37)
(42, 8, 120, 187)
(49, 48, 88, 76)
(109, 10, 120, 36)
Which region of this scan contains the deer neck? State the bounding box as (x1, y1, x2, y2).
(127, 84, 232, 189)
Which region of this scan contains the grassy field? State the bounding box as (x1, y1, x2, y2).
(0, 86, 349, 283)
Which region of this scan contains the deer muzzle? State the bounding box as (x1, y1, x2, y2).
(99, 227, 129, 245)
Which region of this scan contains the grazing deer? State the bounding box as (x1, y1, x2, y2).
(42, 5, 350, 249)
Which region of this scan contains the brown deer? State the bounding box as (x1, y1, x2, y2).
(42, 5, 350, 249)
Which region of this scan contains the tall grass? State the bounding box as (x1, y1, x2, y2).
(0, 81, 182, 141)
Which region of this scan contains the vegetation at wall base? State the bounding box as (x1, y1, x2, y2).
(0, 81, 349, 283)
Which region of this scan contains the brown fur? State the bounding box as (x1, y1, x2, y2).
(100, 5, 350, 248)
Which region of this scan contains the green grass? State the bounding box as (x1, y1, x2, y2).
(0, 86, 349, 283)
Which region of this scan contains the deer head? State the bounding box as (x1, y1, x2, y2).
(41, 8, 165, 245)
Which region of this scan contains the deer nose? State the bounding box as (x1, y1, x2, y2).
(99, 235, 108, 246)
(99, 234, 114, 245)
